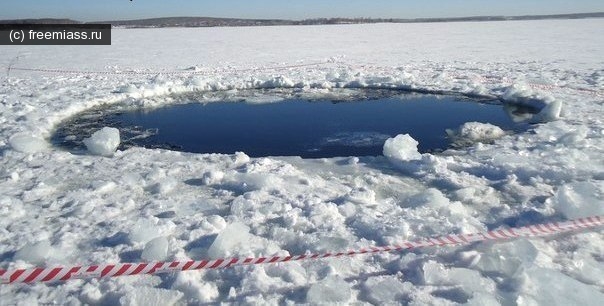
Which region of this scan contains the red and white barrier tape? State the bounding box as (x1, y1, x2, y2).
(1, 215, 602, 285)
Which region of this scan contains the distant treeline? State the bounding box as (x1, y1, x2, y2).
(0, 18, 81, 24)
(1, 12, 603, 27)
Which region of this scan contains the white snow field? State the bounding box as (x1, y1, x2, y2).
(1, 19, 603, 304)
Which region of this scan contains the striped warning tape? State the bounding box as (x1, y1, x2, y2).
(1, 215, 601, 285)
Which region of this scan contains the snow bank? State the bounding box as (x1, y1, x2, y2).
(83, 127, 120, 156)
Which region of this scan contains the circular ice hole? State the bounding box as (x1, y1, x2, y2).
(52, 89, 536, 158)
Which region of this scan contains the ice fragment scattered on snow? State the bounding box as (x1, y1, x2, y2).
(551, 181, 604, 219)
(201, 170, 225, 185)
(362, 276, 407, 304)
(383, 134, 422, 162)
(517, 267, 604, 305)
(171, 272, 219, 302)
(129, 219, 162, 244)
(14, 240, 52, 265)
(151, 177, 178, 195)
(474, 239, 539, 277)
(83, 127, 120, 157)
(141, 236, 169, 261)
(446, 122, 506, 145)
(8, 133, 47, 153)
(207, 222, 251, 258)
(531, 100, 562, 123)
(119, 287, 183, 306)
(423, 260, 496, 295)
(306, 276, 351, 304)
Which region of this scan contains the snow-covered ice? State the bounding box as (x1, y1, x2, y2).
(1, 19, 603, 304)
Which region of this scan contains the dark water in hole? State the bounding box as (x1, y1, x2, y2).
(53, 91, 532, 158)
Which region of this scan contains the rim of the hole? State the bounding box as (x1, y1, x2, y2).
(49, 87, 540, 157)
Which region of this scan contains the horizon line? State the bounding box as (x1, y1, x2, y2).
(2, 11, 603, 23)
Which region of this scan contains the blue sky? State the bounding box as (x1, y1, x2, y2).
(2, 0, 603, 21)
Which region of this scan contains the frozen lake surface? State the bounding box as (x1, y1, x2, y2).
(53, 91, 528, 158)
(2, 19, 603, 304)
